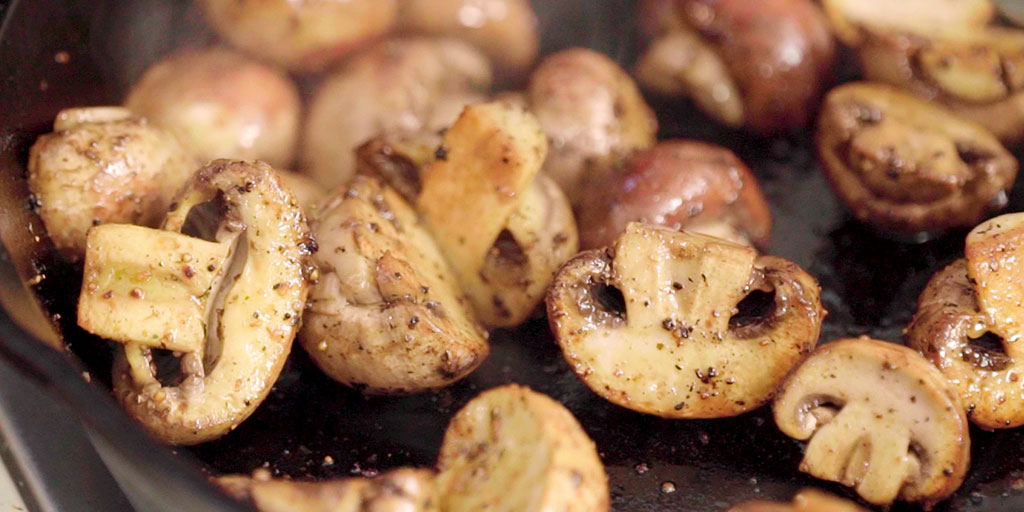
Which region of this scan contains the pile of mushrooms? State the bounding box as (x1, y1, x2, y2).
(217, 384, 610, 512)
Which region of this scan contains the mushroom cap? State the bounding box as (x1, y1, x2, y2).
(816, 82, 1017, 235)
(773, 337, 970, 507)
(300, 176, 489, 393)
(576, 140, 772, 250)
(908, 213, 1024, 428)
(547, 223, 824, 419)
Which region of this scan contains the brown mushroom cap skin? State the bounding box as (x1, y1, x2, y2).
(302, 37, 492, 189)
(397, 0, 539, 76)
(527, 48, 658, 205)
(27, 107, 194, 261)
(727, 489, 869, 512)
(773, 338, 970, 507)
(547, 223, 824, 419)
(196, 0, 398, 73)
(816, 82, 1018, 236)
(125, 48, 301, 169)
(576, 140, 773, 250)
(637, 0, 835, 134)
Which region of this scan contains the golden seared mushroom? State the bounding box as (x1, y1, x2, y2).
(728, 489, 869, 512)
(527, 48, 658, 204)
(908, 213, 1024, 429)
(196, 0, 397, 73)
(548, 223, 824, 419)
(125, 48, 301, 169)
(773, 337, 970, 507)
(821, 0, 994, 46)
(299, 176, 488, 393)
(576, 140, 773, 251)
(436, 384, 609, 512)
(398, 0, 539, 76)
(817, 82, 1018, 236)
(635, 0, 835, 134)
(303, 38, 492, 188)
(27, 107, 193, 260)
(77, 160, 316, 444)
(417, 102, 577, 327)
(218, 468, 438, 512)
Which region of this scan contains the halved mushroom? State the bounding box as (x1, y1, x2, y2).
(547, 223, 824, 418)
(302, 37, 492, 189)
(398, 0, 539, 76)
(196, 0, 398, 73)
(816, 82, 1018, 236)
(821, 0, 994, 46)
(436, 384, 609, 511)
(576, 140, 772, 250)
(125, 48, 301, 169)
(727, 489, 869, 512)
(218, 468, 438, 512)
(299, 176, 488, 393)
(847, 21, 1024, 144)
(527, 48, 658, 204)
(635, 0, 835, 134)
(27, 107, 193, 260)
(907, 213, 1024, 429)
(773, 337, 970, 507)
(77, 160, 316, 444)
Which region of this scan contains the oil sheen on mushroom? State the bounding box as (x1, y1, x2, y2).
(816, 82, 1018, 237)
(547, 223, 825, 419)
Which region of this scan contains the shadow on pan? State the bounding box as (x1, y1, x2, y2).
(1, 0, 1024, 511)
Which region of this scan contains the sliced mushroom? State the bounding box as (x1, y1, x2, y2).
(299, 176, 488, 393)
(907, 213, 1024, 428)
(527, 48, 658, 204)
(822, 0, 994, 46)
(276, 170, 327, 220)
(415, 102, 578, 327)
(850, 23, 1024, 144)
(27, 107, 193, 260)
(78, 160, 316, 444)
(302, 37, 492, 188)
(218, 468, 438, 512)
(727, 489, 869, 512)
(547, 223, 824, 418)
(398, 0, 539, 76)
(773, 337, 970, 507)
(196, 0, 398, 73)
(125, 48, 301, 169)
(635, 0, 835, 134)
(436, 384, 609, 511)
(576, 140, 772, 250)
(816, 82, 1017, 236)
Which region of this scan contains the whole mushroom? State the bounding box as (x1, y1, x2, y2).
(908, 213, 1024, 429)
(28, 107, 193, 260)
(77, 160, 317, 444)
(196, 0, 398, 73)
(635, 0, 835, 134)
(300, 176, 489, 394)
(527, 48, 658, 205)
(576, 140, 772, 250)
(398, 0, 539, 76)
(303, 37, 492, 189)
(125, 48, 301, 169)
(547, 223, 825, 419)
(817, 82, 1018, 237)
(773, 337, 970, 507)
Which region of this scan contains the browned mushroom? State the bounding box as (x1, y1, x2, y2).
(527, 48, 658, 205)
(908, 213, 1024, 429)
(547, 223, 824, 419)
(576, 140, 772, 250)
(816, 82, 1018, 236)
(774, 337, 970, 507)
(727, 489, 869, 512)
(635, 0, 835, 134)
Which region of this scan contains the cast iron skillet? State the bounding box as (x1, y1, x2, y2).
(3, 1, 1024, 511)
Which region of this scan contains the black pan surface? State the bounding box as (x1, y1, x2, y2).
(2, 1, 1024, 511)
